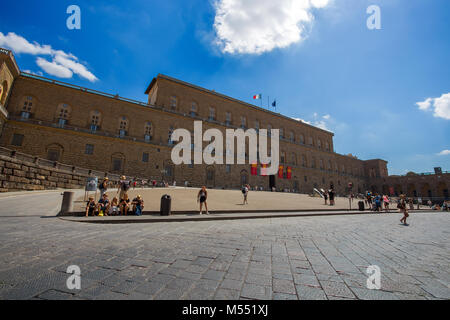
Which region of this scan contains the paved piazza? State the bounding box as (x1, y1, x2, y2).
(0, 192, 449, 300)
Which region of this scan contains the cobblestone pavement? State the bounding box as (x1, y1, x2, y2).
(0, 207, 449, 300)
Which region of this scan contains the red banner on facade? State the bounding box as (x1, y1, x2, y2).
(389, 186, 394, 196)
(278, 165, 284, 178)
(287, 166, 292, 179)
(251, 163, 257, 176)
(260, 164, 267, 176)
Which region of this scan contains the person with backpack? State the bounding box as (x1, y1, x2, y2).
(242, 184, 249, 205)
(372, 194, 380, 212)
(117, 175, 130, 200)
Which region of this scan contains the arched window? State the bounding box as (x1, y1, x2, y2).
(299, 134, 305, 144)
(55, 103, 71, 127)
(20, 96, 35, 119)
(240, 116, 247, 129)
(317, 139, 322, 149)
(328, 160, 332, 170)
(280, 151, 286, 164)
(206, 166, 215, 187)
(111, 152, 125, 172)
(319, 159, 324, 170)
(240, 169, 249, 186)
(291, 153, 297, 165)
(279, 128, 284, 139)
(89, 110, 102, 132)
(225, 112, 232, 125)
(311, 157, 316, 168)
(0, 83, 4, 104)
(169, 96, 177, 110)
(209, 107, 216, 121)
(325, 141, 330, 151)
(289, 131, 294, 142)
(144, 121, 153, 141)
(308, 136, 313, 146)
(118, 116, 128, 137)
(46, 143, 63, 162)
(190, 102, 198, 116)
(168, 126, 174, 145)
(0, 81, 8, 105)
(302, 155, 307, 167)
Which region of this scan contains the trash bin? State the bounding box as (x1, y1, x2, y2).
(358, 201, 365, 211)
(160, 194, 171, 216)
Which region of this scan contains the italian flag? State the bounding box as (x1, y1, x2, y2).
(253, 94, 261, 100)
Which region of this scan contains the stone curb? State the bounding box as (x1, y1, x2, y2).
(58, 210, 434, 224)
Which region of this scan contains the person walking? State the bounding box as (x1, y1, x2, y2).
(328, 187, 335, 206)
(242, 184, 249, 205)
(399, 194, 409, 225)
(374, 194, 382, 213)
(197, 186, 209, 215)
(366, 192, 372, 210)
(383, 195, 390, 212)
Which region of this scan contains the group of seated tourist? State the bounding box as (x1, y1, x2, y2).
(85, 193, 144, 217)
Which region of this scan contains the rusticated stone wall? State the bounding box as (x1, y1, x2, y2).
(0, 147, 123, 192)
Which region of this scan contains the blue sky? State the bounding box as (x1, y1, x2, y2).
(0, 0, 449, 175)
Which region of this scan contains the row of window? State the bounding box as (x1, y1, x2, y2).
(11, 132, 363, 177)
(170, 96, 332, 150)
(19, 96, 155, 140)
(19, 95, 332, 150)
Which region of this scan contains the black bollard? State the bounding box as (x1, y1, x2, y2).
(60, 191, 74, 215)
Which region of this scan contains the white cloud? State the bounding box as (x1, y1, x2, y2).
(36, 57, 73, 79)
(433, 93, 450, 120)
(22, 70, 43, 76)
(416, 93, 450, 120)
(416, 98, 432, 111)
(437, 150, 450, 156)
(53, 54, 98, 82)
(291, 114, 333, 132)
(0, 32, 98, 82)
(0, 32, 52, 55)
(292, 117, 311, 124)
(313, 120, 330, 131)
(213, 0, 330, 54)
